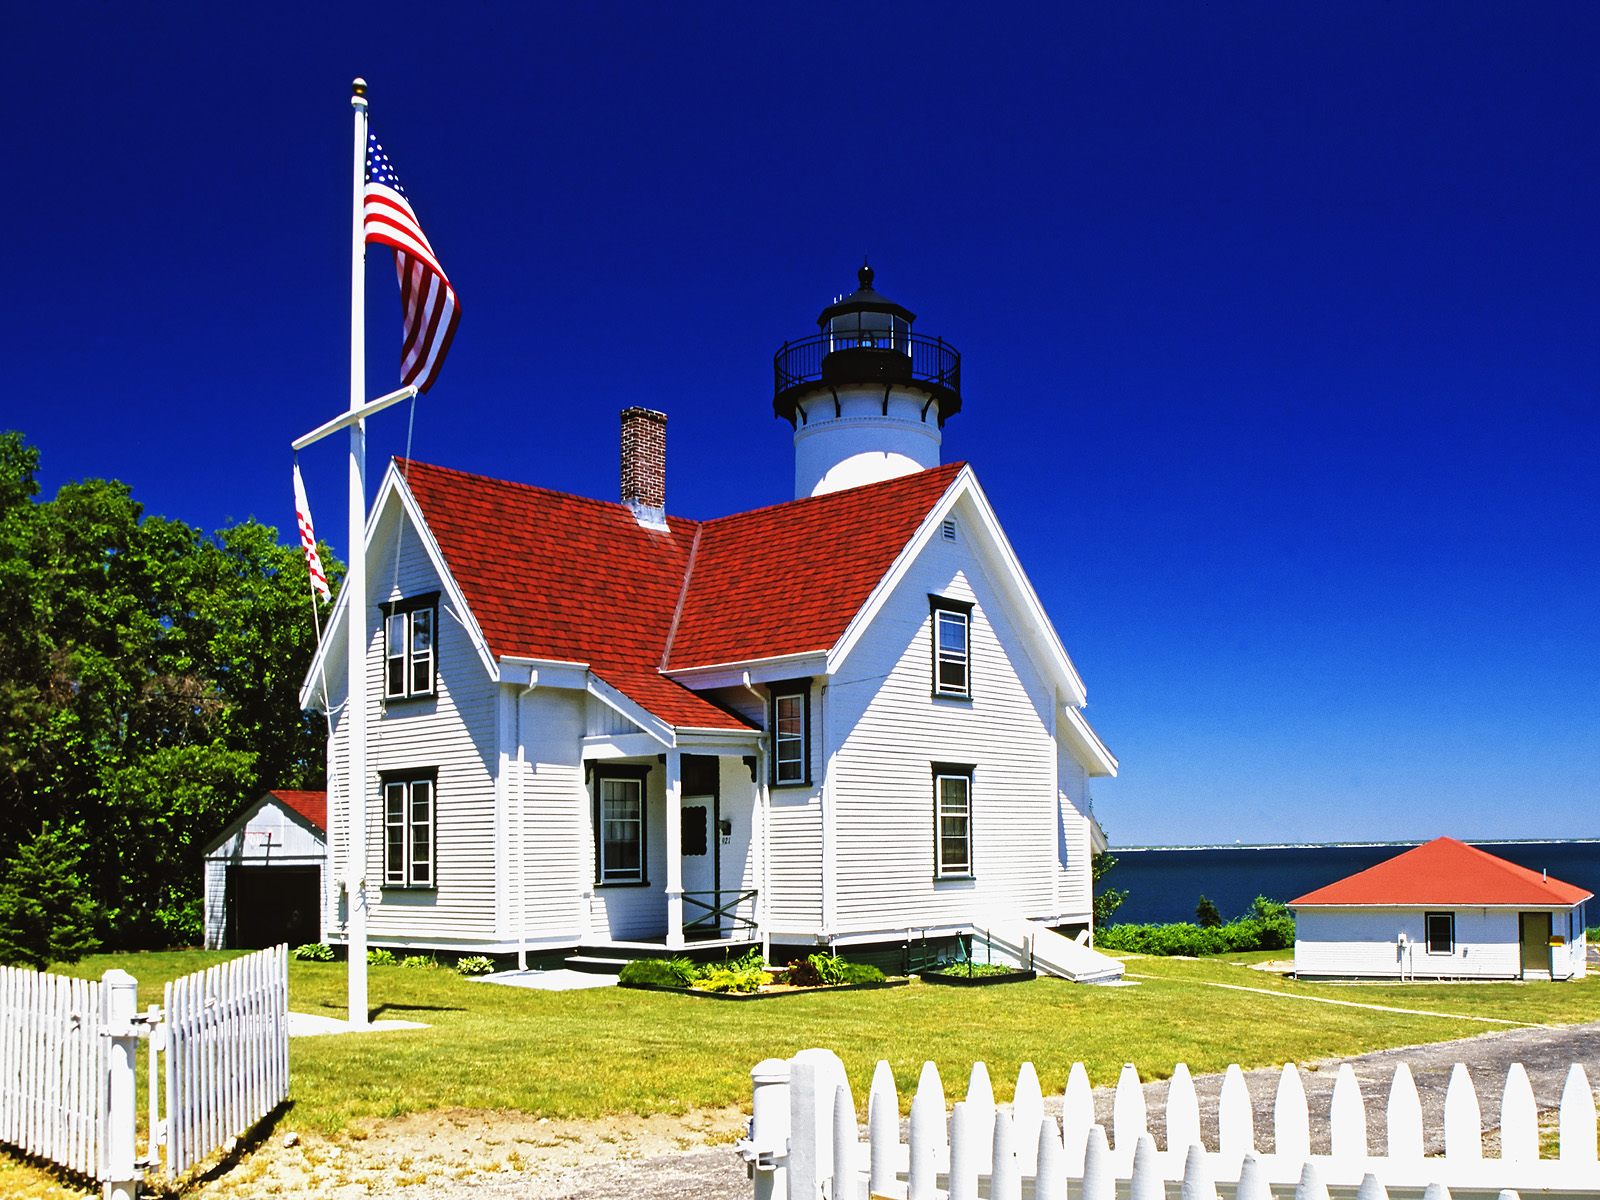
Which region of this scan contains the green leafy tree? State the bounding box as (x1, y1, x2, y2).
(0, 431, 340, 948)
(0, 823, 101, 969)
(1195, 894, 1222, 927)
(1091, 851, 1127, 926)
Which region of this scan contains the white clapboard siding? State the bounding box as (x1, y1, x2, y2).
(742, 1050, 1600, 1198)
(0, 966, 103, 1179)
(163, 945, 289, 1178)
(828, 541, 1060, 935)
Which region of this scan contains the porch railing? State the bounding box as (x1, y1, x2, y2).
(683, 889, 758, 936)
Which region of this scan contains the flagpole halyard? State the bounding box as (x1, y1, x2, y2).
(345, 75, 371, 1029)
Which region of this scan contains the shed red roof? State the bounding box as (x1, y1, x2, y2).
(396, 459, 966, 730)
(269, 789, 327, 833)
(1290, 837, 1592, 908)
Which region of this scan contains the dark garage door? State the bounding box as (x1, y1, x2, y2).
(228, 865, 321, 949)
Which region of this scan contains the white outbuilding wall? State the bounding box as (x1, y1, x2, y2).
(203, 797, 326, 950)
(1294, 905, 1588, 980)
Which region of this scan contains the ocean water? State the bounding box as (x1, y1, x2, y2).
(1102, 840, 1600, 926)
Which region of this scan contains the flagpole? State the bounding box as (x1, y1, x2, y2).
(346, 76, 370, 1029)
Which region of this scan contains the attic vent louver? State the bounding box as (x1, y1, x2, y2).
(942, 518, 958, 542)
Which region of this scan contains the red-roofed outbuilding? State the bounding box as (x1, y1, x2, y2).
(202, 790, 328, 950)
(297, 268, 1121, 979)
(1290, 838, 1591, 980)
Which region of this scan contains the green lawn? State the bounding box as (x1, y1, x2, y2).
(41, 949, 1600, 1136)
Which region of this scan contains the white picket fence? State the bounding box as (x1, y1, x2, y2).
(163, 943, 290, 1176)
(0, 966, 104, 1178)
(739, 1049, 1600, 1199)
(0, 945, 289, 1196)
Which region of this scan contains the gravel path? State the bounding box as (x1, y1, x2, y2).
(444, 1020, 1600, 1200)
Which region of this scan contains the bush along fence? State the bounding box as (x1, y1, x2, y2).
(737, 1049, 1600, 1200)
(0, 945, 288, 1197)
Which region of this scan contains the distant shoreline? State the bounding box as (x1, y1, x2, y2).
(1113, 837, 1600, 852)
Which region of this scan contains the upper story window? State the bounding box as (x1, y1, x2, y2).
(769, 680, 811, 787)
(930, 596, 974, 698)
(382, 592, 438, 700)
(382, 769, 435, 888)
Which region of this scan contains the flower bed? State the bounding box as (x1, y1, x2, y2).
(917, 962, 1037, 987)
(616, 950, 907, 998)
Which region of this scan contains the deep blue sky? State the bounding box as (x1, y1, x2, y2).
(7, 6, 1596, 845)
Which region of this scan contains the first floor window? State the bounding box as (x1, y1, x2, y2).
(596, 767, 649, 884)
(1425, 911, 1454, 954)
(769, 681, 811, 786)
(383, 594, 438, 700)
(933, 763, 974, 878)
(383, 771, 435, 888)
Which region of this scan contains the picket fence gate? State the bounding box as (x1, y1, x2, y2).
(738, 1049, 1600, 1200)
(0, 944, 289, 1197)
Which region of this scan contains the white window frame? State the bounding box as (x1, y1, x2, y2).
(933, 764, 974, 879)
(383, 596, 437, 700)
(596, 769, 648, 885)
(382, 773, 435, 888)
(769, 681, 811, 787)
(930, 596, 973, 698)
(1425, 911, 1454, 955)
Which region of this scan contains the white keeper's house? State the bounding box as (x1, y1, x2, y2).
(1291, 837, 1591, 981)
(302, 266, 1121, 977)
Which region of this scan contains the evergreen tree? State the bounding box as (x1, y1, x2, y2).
(1195, 894, 1222, 927)
(0, 824, 101, 969)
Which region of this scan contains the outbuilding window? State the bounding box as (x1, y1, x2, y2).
(382, 593, 439, 700)
(769, 681, 811, 787)
(1425, 911, 1454, 954)
(930, 596, 974, 698)
(933, 763, 974, 879)
(382, 770, 435, 888)
(595, 765, 650, 885)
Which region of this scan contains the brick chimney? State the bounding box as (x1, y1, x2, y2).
(620, 407, 667, 529)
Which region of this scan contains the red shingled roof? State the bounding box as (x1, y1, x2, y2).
(1291, 837, 1592, 907)
(269, 789, 327, 833)
(396, 459, 966, 730)
(666, 462, 965, 668)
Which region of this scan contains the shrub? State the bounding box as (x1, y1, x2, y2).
(454, 955, 496, 976)
(292, 942, 336, 962)
(1097, 898, 1295, 957)
(932, 962, 1021, 978)
(400, 954, 440, 970)
(619, 958, 691, 988)
(698, 963, 772, 993)
(838, 961, 885, 984)
(366, 947, 398, 967)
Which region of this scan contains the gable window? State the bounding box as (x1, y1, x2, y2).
(1425, 911, 1454, 954)
(930, 596, 974, 698)
(382, 592, 439, 700)
(769, 680, 811, 787)
(595, 765, 650, 885)
(933, 763, 974, 879)
(382, 770, 436, 888)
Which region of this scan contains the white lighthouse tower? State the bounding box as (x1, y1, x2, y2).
(774, 264, 963, 498)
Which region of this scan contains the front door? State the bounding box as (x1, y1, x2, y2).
(680, 755, 721, 937)
(1519, 912, 1551, 977)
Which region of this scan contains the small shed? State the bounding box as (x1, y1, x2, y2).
(202, 789, 327, 950)
(1290, 837, 1591, 981)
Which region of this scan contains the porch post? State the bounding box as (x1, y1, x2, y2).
(665, 747, 684, 949)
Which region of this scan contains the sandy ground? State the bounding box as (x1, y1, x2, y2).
(5, 1019, 1595, 1199)
(180, 1019, 1599, 1199)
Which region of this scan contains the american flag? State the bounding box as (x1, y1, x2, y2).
(292, 463, 332, 601)
(364, 131, 460, 394)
